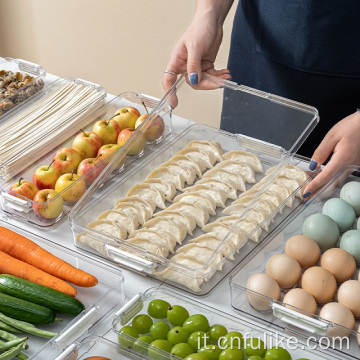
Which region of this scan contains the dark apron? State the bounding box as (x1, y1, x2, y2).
(221, 0, 360, 158)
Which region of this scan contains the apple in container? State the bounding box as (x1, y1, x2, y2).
(92, 119, 121, 145)
(33, 189, 64, 220)
(111, 106, 140, 130)
(9, 177, 38, 200)
(72, 129, 103, 159)
(135, 113, 165, 142)
(117, 128, 146, 156)
(33, 160, 61, 190)
(52, 147, 82, 175)
(97, 144, 126, 170)
(55, 170, 87, 203)
(77, 154, 107, 185)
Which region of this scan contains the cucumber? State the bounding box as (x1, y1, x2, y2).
(0, 292, 56, 324)
(0, 275, 85, 317)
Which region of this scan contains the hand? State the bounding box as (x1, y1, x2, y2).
(303, 110, 360, 197)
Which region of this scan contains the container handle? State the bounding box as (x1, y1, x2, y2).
(272, 303, 329, 336)
(16, 58, 45, 75)
(74, 78, 106, 94)
(236, 134, 285, 158)
(105, 244, 155, 274)
(0, 192, 31, 213)
(114, 293, 144, 325)
(53, 343, 78, 360)
(54, 307, 98, 350)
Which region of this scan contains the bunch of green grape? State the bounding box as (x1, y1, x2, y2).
(117, 299, 309, 360)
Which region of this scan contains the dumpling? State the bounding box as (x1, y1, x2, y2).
(274, 176, 303, 198)
(115, 197, 153, 221)
(141, 178, 177, 201)
(127, 238, 169, 258)
(252, 199, 277, 216)
(202, 168, 246, 192)
(76, 233, 110, 257)
(154, 210, 196, 235)
(167, 202, 210, 228)
(129, 228, 177, 252)
(168, 154, 203, 178)
(97, 209, 139, 234)
(143, 217, 187, 244)
(88, 219, 127, 239)
(177, 147, 215, 172)
(202, 222, 231, 237)
(222, 203, 248, 216)
(173, 192, 217, 215)
(234, 219, 262, 242)
(215, 160, 256, 183)
(197, 178, 238, 200)
(116, 195, 156, 213)
(186, 140, 224, 162)
(266, 164, 309, 184)
(260, 191, 284, 211)
(267, 183, 293, 207)
(126, 183, 167, 209)
(189, 233, 223, 250)
(217, 215, 241, 226)
(162, 161, 197, 185)
(244, 208, 271, 231)
(222, 150, 263, 173)
(184, 184, 227, 208)
(233, 195, 256, 206)
(112, 202, 148, 225)
(146, 166, 185, 191)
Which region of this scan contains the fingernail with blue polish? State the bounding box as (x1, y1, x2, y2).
(303, 192, 311, 199)
(189, 73, 198, 85)
(309, 160, 317, 171)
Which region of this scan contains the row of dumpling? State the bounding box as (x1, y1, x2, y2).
(154, 164, 308, 292)
(128, 149, 264, 259)
(76, 141, 225, 253)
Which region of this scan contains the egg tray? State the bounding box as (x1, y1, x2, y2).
(230, 165, 360, 359)
(33, 287, 337, 359)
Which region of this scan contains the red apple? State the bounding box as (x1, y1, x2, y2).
(33, 189, 64, 219)
(97, 144, 126, 169)
(9, 177, 38, 200)
(92, 119, 121, 145)
(117, 128, 146, 156)
(55, 170, 87, 203)
(77, 154, 106, 185)
(72, 129, 103, 159)
(33, 160, 61, 190)
(52, 147, 82, 175)
(135, 114, 165, 141)
(111, 106, 140, 130)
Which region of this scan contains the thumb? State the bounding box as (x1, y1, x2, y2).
(187, 46, 202, 86)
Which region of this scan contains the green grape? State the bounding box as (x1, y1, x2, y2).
(187, 331, 211, 351)
(265, 347, 292, 360)
(150, 321, 171, 340)
(243, 337, 266, 357)
(219, 347, 245, 360)
(148, 340, 173, 360)
(219, 331, 243, 349)
(132, 314, 154, 334)
(148, 299, 171, 319)
(183, 314, 210, 333)
(184, 354, 210, 360)
(247, 356, 263, 360)
(170, 343, 195, 359)
(208, 324, 228, 343)
(167, 305, 190, 326)
(198, 345, 222, 360)
(167, 326, 190, 345)
(133, 335, 154, 355)
(118, 325, 139, 348)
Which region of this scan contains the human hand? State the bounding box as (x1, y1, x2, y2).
(303, 110, 360, 197)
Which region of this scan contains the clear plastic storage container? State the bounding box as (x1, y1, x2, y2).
(69, 74, 319, 296)
(0, 57, 46, 117)
(0, 90, 172, 227)
(32, 287, 345, 359)
(0, 221, 124, 359)
(230, 165, 360, 359)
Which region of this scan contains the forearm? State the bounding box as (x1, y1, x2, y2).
(194, 0, 234, 25)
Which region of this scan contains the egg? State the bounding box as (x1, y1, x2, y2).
(320, 248, 356, 282)
(322, 198, 356, 233)
(246, 273, 281, 311)
(357, 217, 360, 230)
(285, 234, 320, 269)
(340, 229, 360, 264)
(301, 266, 337, 304)
(319, 302, 355, 338)
(302, 213, 340, 251)
(266, 254, 301, 289)
(340, 181, 360, 216)
(282, 288, 317, 316)
(337, 280, 360, 318)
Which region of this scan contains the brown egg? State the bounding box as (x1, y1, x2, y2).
(338, 280, 360, 318)
(319, 302, 355, 338)
(301, 266, 337, 304)
(246, 273, 281, 311)
(321, 248, 356, 282)
(285, 234, 321, 269)
(266, 253, 301, 289)
(282, 288, 317, 316)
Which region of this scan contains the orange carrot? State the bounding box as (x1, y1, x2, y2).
(0, 226, 98, 287)
(0, 250, 77, 296)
